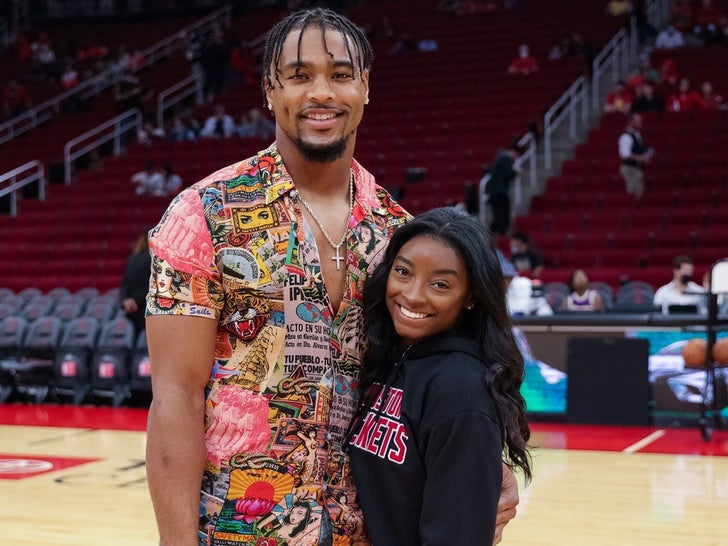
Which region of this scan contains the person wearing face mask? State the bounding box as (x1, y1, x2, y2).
(653, 255, 707, 314)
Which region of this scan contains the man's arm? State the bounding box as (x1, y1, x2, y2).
(146, 314, 218, 546)
(493, 463, 519, 546)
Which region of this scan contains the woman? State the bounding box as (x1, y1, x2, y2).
(119, 231, 152, 333)
(562, 269, 604, 312)
(346, 207, 532, 545)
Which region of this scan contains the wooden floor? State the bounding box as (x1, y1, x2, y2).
(2, 405, 728, 546)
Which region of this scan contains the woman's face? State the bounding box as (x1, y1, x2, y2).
(572, 270, 588, 290)
(386, 235, 471, 346)
(288, 506, 307, 524)
(154, 259, 174, 294)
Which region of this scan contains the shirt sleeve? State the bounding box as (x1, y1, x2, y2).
(618, 133, 633, 159)
(146, 188, 223, 319)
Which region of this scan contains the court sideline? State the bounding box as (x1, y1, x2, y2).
(2, 404, 728, 545)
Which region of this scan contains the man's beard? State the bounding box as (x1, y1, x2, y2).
(295, 136, 347, 163)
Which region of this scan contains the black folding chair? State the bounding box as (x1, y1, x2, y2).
(90, 317, 136, 406)
(52, 316, 101, 404)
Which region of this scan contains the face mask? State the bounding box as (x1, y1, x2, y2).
(680, 274, 692, 285)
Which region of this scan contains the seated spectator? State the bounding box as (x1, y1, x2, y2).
(138, 119, 166, 145)
(60, 61, 79, 90)
(508, 44, 538, 75)
(417, 34, 439, 52)
(236, 111, 256, 138)
(606, 0, 633, 17)
(200, 104, 236, 138)
(501, 254, 553, 317)
(655, 23, 685, 49)
(700, 81, 726, 109)
(248, 107, 276, 140)
(130, 162, 165, 196)
(561, 269, 604, 312)
(2, 80, 32, 120)
(509, 231, 544, 278)
(627, 55, 660, 89)
(659, 58, 679, 87)
(388, 33, 417, 55)
(31, 38, 60, 82)
(162, 164, 183, 196)
(167, 113, 198, 141)
(631, 83, 666, 115)
(693, 0, 727, 45)
(604, 80, 634, 114)
(653, 255, 707, 314)
(670, 0, 695, 29)
(666, 77, 707, 111)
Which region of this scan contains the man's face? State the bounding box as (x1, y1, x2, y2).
(675, 263, 694, 284)
(266, 26, 369, 163)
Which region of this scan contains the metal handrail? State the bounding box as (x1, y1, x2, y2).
(591, 29, 631, 110)
(156, 73, 203, 129)
(0, 161, 45, 217)
(0, 3, 232, 146)
(543, 76, 588, 172)
(64, 109, 143, 184)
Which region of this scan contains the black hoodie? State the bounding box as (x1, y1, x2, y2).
(347, 330, 503, 546)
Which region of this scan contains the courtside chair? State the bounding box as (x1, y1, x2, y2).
(90, 317, 136, 407)
(52, 316, 101, 405)
(0, 315, 30, 402)
(129, 329, 152, 396)
(1, 315, 64, 403)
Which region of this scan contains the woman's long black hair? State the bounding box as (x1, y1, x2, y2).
(362, 207, 532, 482)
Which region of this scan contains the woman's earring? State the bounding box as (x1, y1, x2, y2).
(465, 303, 474, 310)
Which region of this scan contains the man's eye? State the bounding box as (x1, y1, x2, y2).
(333, 72, 354, 79)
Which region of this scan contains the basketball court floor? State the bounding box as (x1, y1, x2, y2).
(2, 403, 728, 545)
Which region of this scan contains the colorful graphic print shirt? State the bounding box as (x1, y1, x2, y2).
(147, 146, 409, 546)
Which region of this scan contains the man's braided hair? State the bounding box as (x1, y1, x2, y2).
(261, 7, 373, 95)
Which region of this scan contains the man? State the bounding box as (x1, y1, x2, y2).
(484, 145, 521, 235)
(509, 231, 544, 278)
(145, 8, 519, 546)
(654, 255, 707, 314)
(618, 112, 653, 203)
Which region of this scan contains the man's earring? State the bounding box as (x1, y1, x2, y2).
(365, 97, 370, 105)
(267, 103, 273, 111)
(466, 303, 474, 310)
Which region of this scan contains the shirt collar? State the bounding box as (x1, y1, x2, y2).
(251, 143, 387, 223)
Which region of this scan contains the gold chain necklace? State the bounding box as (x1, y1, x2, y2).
(296, 173, 354, 270)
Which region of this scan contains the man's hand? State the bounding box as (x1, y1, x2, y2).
(493, 463, 519, 545)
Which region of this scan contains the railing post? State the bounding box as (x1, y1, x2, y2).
(544, 118, 552, 171)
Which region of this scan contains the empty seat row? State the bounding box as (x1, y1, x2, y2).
(0, 315, 149, 407)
